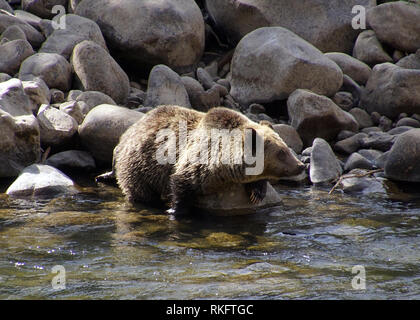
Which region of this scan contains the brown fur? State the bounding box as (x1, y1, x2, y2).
(114, 105, 304, 214)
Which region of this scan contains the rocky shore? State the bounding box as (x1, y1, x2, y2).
(1, 0, 420, 212)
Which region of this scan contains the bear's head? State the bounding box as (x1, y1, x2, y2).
(248, 121, 305, 179)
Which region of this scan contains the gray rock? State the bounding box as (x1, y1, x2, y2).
(361, 63, 420, 119)
(37, 104, 78, 147)
(272, 124, 303, 154)
(349, 108, 374, 129)
(19, 53, 72, 92)
(182, 76, 221, 111)
(230, 27, 343, 106)
(367, 1, 420, 53)
(72, 40, 130, 104)
(0, 25, 26, 42)
(371, 111, 381, 125)
(325, 52, 372, 85)
(396, 117, 420, 128)
(0, 78, 35, 116)
(40, 14, 107, 60)
(0, 12, 45, 48)
(46, 150, 96, 171)
(361, 126, 382, 134)
(195, 182, 282, 216)
(0, 73, 12, 82)
(352, 30, 393, 66)
(75, 91, 116, 115)
(358, 149, 383, 162)
(0, 110, 40, 178)
(78, 104, 144, 165)
(334, 133, 368, 155)
(339, 169, 388, 194)
(288, 89, 358, 146)
(0, 0, 13, 13)
(332, 92, 354, 112)
(50, 89, 64, 104)
(205, 0, 375, 53)
(309, 138, 342, 184)
(66, 89, 82, 101)
(397, 49, 420, 70)
(196, 67, 216, 90)
(75, 0, 205, 73)
(302, 147, 313, 157)
(59, 101, 84, 124)
(379, 115, 393, 132)
(388, 126, 415, 135)
(360, 132, 397, 152)
(13, 10, 42, 29)
(374, 151, 390, 169)
(144, 64, 191, 108)
(21, 0, 68, 19)
(22, 78, 51, 108)
(385, 129, 420, 182)
(337, 130, 356, 141)
(344, 153, 374, 172)
(6, 164, 77, 197)
(0, 39, 34, 75)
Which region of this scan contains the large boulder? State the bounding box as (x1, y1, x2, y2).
(230, 27, 343, 106)
(309, 138, 342, 184)
(385, 129, 420, 182)
(361, 63, 420, 119)
(78, 104, 144, 165)
(0, 12, 45, 48)
(288, 89, 359, 146)
(367, 1, 420, 53)
(0, 78, 35, 116)
(325, 52, 372, 85)
(205, 0, 376, 53)
(19, 53, 72, 92)
(0, 110, 40, 178)
(71, 40, 130, 104)
(0, 40, 34, 76)
(6, 164, 77, 197)
(144, 65, 191, 108)
(40, 14, 107, 60)
(195, 182, 282, 216)
(75, 0, 205, 73)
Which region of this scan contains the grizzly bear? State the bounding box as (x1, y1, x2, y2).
(113, 105, 305, 216)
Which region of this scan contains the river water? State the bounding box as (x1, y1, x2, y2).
(0, 175, 419, 299)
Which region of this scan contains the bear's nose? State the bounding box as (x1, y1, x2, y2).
(297, 162, 306, 172)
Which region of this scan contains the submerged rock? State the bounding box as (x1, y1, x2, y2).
(194, 182, 282, 216)
(6, 164, 78, 197)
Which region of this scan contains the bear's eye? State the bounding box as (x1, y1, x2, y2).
(277, 149, 287, 160)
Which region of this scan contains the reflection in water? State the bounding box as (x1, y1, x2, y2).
(0, 177, 419, 299)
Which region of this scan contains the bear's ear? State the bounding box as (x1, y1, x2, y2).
(259, 120, 274, 129)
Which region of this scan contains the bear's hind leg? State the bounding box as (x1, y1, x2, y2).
(244, 180, 268, 204)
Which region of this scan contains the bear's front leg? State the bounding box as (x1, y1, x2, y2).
(167, 173, 196, 217)
(244, 180, 268, 204)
